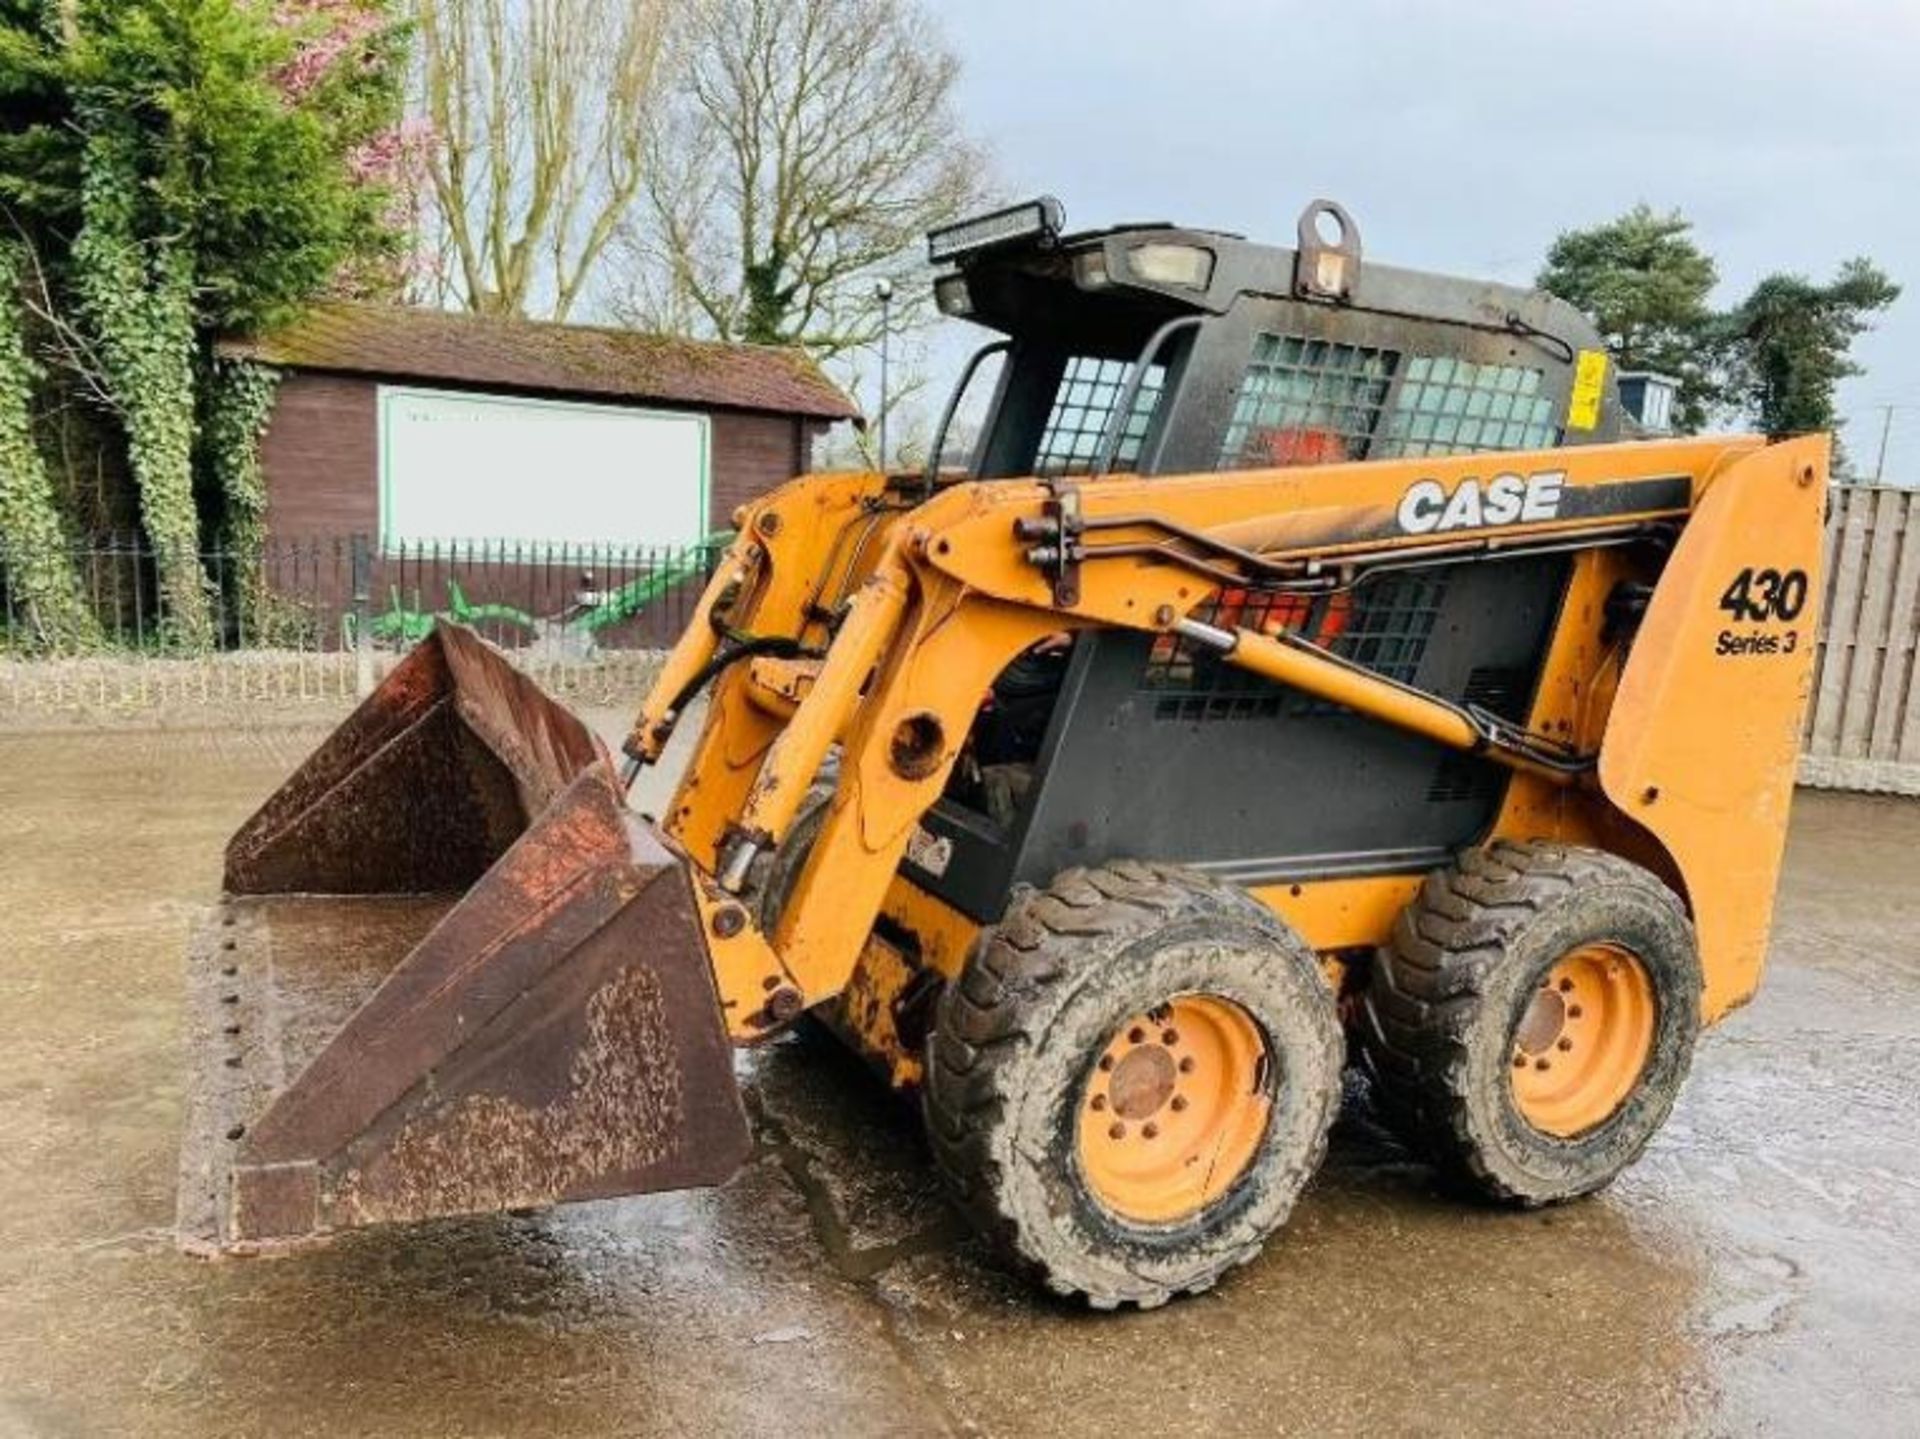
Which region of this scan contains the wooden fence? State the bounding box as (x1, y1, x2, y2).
(1802, 484, 1920, 794)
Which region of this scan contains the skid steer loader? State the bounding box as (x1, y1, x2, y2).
(178, 198, 1826, 1308)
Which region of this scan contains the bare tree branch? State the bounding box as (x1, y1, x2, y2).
(4, 222, 118, 414)
(614, 0, 992, 360)
(410, 0, 672, 320)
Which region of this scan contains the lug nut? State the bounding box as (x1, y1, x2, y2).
(1171, 1096, 1188, 1112)
(1143, 1123, 1160, 1139)
(1161, 1029, 1179, 1046)
(1090, 1094, 1108, 1112)
(1567, 1005, 1584, 1019)
(1558, 977, 1574, 993)
(1178, 1057, 1196, 1074)
(1557, 1037, 1573, 1052)
(1108, 1122, 1126, 1141)
(1128, 1026, 1145, 1044)
(1534, 1058, 1551, 1071)
(1099, 1055, 1115, 1072)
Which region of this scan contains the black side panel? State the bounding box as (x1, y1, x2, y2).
(912, 554, 1568, 923)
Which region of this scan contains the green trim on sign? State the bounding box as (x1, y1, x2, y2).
(377, 385, 393, 547)
(374, 384, 715, 550)
(697, 409, 712, 530)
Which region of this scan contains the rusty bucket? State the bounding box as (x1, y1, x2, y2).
(177, 624, 750, 1255)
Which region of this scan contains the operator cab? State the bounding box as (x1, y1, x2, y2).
(910, 198, 1626, 925)
(925, 196, 1620, 485)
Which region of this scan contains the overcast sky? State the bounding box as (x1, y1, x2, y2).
(931, 0, 1919, 479)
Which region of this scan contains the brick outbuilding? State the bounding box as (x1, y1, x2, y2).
(219, 303, 860, 549)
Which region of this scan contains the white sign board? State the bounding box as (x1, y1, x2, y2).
(377, 387, 710, 549)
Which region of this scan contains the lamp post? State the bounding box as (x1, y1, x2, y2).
(874, 278, 894, 471)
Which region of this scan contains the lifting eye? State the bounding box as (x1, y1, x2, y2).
(888, 711, 947, 780)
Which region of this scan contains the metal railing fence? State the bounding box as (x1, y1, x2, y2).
(9, 495, 1920, 786)
(0, 534, 729, 719)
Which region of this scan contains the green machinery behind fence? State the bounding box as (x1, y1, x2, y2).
(342, 534, 735, 650)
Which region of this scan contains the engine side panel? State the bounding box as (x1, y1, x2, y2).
(913, 553, 1569, 923)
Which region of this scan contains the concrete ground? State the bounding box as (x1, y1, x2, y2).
(0, 722, 1915, 1437)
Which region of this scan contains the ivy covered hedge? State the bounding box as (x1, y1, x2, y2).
(0, 0, 410, 652)
(0, 243, 99, 649)
(203, 356, 281, 629)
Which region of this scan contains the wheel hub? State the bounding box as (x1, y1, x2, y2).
(1107, 1044, 1177, 1119)
(1509, 943, 1656, 1138)
(1076, 995, 1273, 1224)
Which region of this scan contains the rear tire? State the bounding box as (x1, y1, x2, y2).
(1361, 840, 1700, 1205)
(925, 861, 1342, 1309)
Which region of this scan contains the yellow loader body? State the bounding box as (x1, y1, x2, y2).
(176, 198, 1825, 1307)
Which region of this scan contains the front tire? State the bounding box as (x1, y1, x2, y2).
(924, 861, 1342, 1309)
(1361, 840, 1701, 1205)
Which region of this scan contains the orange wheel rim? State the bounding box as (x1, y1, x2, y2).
(1075, 995, 1272, 1224)
(1509, 944, 1656, 1138)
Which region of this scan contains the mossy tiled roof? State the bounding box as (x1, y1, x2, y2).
(220, 303, 859, 421)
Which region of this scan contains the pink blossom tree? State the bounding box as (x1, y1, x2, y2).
(267, 0, 431, 295)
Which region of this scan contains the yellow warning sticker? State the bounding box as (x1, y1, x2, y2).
(1568, 349, 1608, 432)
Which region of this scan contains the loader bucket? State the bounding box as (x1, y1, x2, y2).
(177, 623, 751, 1256)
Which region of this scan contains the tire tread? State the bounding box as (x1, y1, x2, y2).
(1360, 840, 1696, 1204)
(926, 862, 1337, 1308)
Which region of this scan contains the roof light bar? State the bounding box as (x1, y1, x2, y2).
(927, 196, 1066, 264)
